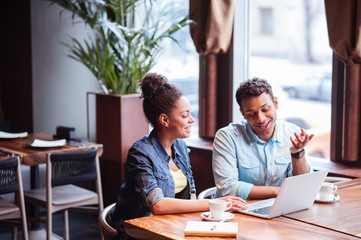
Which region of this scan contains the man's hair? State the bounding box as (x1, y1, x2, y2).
(235, 77, 274, 111)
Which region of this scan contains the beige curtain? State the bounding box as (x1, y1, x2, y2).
(190, 0, 234, 55)
(325, 0, 361, 64)
(325, 0, 361, 161)
(189, 0, 234, 138)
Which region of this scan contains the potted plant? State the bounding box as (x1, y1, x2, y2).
(48, 0, 191, 94)
(47, 0, 192, 204)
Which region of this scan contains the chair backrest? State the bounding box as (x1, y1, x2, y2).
(0, 156, 28, 240)
(99, 203, 117, 240)
(198, 187, 217, 199)
(45, 147, 103, 212)
(0, 157, 20, 195)
(49, 147, 98, 187)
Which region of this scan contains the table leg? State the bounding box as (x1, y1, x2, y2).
(30, 166, 40, 229)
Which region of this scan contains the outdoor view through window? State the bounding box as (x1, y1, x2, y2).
(152, 0, 199, 134)
(153, 0, 332, 160)
(248, 0, 332, 160)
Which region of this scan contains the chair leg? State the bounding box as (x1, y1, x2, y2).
(11, 226, 17, 240)
(21, 217, 29, 240)
(63, 210, 69, 240)
(19, 197, 29, 240)
(47, 210, 52, 240)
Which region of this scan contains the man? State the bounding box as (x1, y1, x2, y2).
(212, 77, 314, 200)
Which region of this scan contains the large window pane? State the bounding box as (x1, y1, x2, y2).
(248, 0, 332, 159)
(151, 0, 199, 135)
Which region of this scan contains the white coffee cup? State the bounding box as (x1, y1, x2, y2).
(319, 182, 337, 200)
(209, 199, 232, 219)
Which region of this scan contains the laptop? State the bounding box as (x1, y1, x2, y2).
(240, 170, 328, 219)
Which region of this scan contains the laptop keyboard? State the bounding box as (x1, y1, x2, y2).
(249, 205, 272, 216)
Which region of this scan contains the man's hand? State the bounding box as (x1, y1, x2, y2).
(290, 128, 314, 154)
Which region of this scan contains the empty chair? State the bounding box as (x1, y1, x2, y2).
(0, 156, 29, 240)
(198, 187, 217, 200)
(24, 147, 103, 240)
(99, 203, 117, 240)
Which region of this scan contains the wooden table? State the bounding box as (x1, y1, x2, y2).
(0, 132, 103, 188)
(124, 179, 361, 240)
(0, 132, 103, 166)
(284, 178, 361, 238)
(124, 212, 358, 240)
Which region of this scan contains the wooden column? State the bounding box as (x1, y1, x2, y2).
(342, 64, 361, 161)
(330, 54, 344, 162)
(199, 54, 218, 138)
(0, 1, 33, 133)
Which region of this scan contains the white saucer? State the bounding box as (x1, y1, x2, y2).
(200, 211, 234, 222)
(315, 193, 340, 203)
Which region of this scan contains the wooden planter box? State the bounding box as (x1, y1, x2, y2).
(96, 93, 149, 205)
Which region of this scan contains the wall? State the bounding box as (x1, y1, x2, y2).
(31, 0, 101, 141)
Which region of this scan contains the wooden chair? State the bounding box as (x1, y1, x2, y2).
(0, 156, 29, 240)
(99, 203, 117, 240)
(24, 147, 103, 240)
(198, 187, 217, 200)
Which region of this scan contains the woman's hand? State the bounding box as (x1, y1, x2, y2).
(218, 196, 248, 211)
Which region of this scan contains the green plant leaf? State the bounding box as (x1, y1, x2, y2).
(47, 0, 191, 94)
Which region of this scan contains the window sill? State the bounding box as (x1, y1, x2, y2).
(308, 156, 361, 179)
(185, 136, 213, 151)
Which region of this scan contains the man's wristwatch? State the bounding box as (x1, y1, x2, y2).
(291, 148, 305, 159)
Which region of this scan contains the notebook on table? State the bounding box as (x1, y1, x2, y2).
(240, 170, 328, 219)
(184, 221, 238, 237)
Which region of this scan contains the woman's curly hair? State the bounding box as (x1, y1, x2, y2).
(139, 73, 183, 128)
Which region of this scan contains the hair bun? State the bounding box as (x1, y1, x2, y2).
(139, 73, 168, 99)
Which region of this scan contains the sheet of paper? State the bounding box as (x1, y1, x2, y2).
(31, 139, 66, 147)
(0, 131, 28, 138)
(184, 221, 238, 237)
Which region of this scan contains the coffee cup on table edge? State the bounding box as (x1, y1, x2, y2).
(318, 182, 337, 200)
(209, 199, 232, 219)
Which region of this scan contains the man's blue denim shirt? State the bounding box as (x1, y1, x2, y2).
(213, 120, 313, 200)
(111, 129, 195, 232)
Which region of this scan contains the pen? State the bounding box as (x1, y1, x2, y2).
(210, 219, 225, 231)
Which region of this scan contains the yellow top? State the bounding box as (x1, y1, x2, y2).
(150, 168, 187, 216)
(171, 168, 187, 194)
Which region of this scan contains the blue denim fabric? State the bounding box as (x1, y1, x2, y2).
(110, 129, 195, 233)
(212, 120, 313, 200)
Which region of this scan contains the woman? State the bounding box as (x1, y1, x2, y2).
(110, 73, 247, 239)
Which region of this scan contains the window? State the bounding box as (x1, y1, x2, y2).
(235, 0, 332, 159)
(259, 8, 273, 35)
(151, 0, 199, 135)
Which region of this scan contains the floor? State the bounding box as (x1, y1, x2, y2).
(0, 211, 102, 240)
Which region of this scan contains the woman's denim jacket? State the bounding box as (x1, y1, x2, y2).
(110, 129, 196, 233)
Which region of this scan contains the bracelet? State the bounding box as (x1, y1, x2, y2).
(291, 148, 305, 159)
